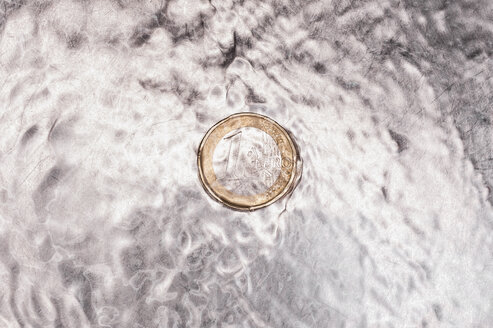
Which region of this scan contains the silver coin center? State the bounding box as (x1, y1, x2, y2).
(213, 127, 282, 196)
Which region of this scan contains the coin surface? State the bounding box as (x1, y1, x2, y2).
(197, 112, 300, 211)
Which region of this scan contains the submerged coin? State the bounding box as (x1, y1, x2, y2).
(197, 112, 301, 211)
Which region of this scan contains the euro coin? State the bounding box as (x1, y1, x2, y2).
(197, 112, 301, 211)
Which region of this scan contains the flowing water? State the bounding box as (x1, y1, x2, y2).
(0, 0, 492, 327)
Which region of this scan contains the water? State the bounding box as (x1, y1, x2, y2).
(0, 0, 492, 327)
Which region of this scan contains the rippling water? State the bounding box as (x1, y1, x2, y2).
(0, 0, 492, 327)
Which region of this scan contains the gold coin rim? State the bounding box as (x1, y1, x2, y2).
(197, 112, 298, 211)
